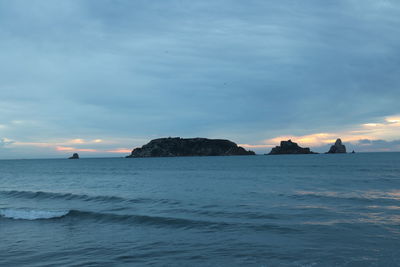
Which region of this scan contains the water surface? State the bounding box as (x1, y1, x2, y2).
(1, 153, 399, 266)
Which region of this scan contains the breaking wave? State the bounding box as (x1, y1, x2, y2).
(0, 208, 229, 229)
(0, 208, 70, 220)
(0, 208, 300, 234)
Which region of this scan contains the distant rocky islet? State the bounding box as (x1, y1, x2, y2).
(126, 137, 350, 157)
(68, 137, 352, 159)
(68, 153, 79, 159)
(267, 138, 349, 155)
(267, 140, 317, 155)
(327, 138, 347, 153)
(126, 137, 255, 158)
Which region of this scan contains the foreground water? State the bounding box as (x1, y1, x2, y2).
(0, 153, 399, 266)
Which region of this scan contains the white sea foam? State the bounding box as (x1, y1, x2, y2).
(0, 208, 69, 220)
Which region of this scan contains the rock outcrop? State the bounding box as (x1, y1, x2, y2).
(68, 153, 79, 159)
(327, 139, 346, 153)
(268, 140, 316, 155)
(126, 137, 255, 158)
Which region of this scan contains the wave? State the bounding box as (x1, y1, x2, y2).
(0, 208, 303, 234)
(0, 190, 179, 205)
(291, 190, 400, 204)
(67, 210, 230, 229)
(167, 208, 282, 220)
(0, 208, 69, 220)
(0, 208, 231, 229)
(0, 208, 301, 234)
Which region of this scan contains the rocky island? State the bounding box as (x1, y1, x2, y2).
(126, 137, 255, 158)
(268, 140, 316, 155)
(327, 138, 347, 153)
(68, 153, 79, 159)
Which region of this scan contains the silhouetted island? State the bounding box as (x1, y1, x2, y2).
(326, 138, 346, 153)
(68, 153, 79, 159)
(126, 137, 255, 158)
(268, 140, 317, 155)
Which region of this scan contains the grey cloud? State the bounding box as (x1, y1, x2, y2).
(0, 138, 14, 147)
(355, 139, 400, 152)
(0, 0, 400, 157)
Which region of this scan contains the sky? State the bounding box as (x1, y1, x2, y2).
(0, 0, 399, 158)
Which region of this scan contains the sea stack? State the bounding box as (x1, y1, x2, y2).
(126, 137, 255, 158)
(268, 140, 316, 155)
(327, 139, 346, 153)
(68, 153, 79, 159)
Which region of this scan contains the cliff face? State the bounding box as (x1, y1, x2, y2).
(327, 139, 346, 153)
(126, 137, 255, 158)
(268, 140, 316, 155)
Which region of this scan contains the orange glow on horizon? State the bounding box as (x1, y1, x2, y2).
(4, 113, 400, 154)
(56, 146, 97, 152)
(56, 146, 75, 151)
(385, 116, 400, 124)
(68, 138, 104, 144)
(238, 144, 274, 149)
(363, 123, 383, 127)
(70, 139, 85, 144)
(263, 132, 377, 148)
(106, 149, 132, 153)
(260, 114, 400, 148)
(265, 133, 345, 147)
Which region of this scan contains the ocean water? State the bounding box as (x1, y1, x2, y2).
(1, 153, 399, 266)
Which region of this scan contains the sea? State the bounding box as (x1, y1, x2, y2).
(1, 153, 399, 266)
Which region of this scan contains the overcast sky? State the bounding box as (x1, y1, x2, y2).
(0, 0, 399, 158)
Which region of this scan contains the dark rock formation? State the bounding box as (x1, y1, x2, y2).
(68, 153, 79, 159)
(268, 140, 316, 155)
(126, 137, 255, 158)
(352, 150, 355, 154)
(327, 139, 346, 153)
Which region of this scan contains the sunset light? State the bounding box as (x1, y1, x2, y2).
(1, 1, 399, 265)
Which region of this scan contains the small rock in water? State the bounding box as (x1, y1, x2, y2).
(327, 139, 346, 153)
(68, 153, 79, 159)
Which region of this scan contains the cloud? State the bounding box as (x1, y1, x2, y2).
(0, 138, 14, 147)
(243, 114, 400, 153)
(0, 136, 148, 158)
(69, 139, 85, 144)
(238, 144, 273, 149)
(1, 1, 400, 158)
(68, 138, 104, 144)
(355, 139, 400, 152)
(106, 148, 132, 153)
(56, 146, 97, 152)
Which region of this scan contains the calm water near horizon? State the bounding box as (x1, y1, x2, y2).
(1, 153, 399, 266)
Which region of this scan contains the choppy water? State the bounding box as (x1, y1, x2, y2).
(1, 153, 399, 266)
